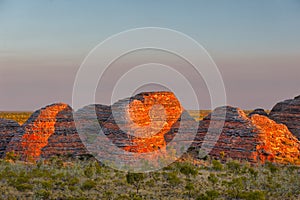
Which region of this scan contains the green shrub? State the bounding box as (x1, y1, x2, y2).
(81, 179, 96, 190)
(116, 194, 131, 200)
(8, 172, 30, 186)
(197, 190, 220, 200)
(51, 172, 65, 180)
(84, 164, 96, 178)
(206, 190, 219, 199)
(68, 185, 78, 192)
(167, 172, 181, 186)
(212, 159, 223, 171)
(15, 183, 33, 191)
(103, 190, 114, 198)
(247, 166, 258, 178)
(185, 181, 195, 198)
(240, 190, 265, 200)
(128, 193, 143, 200)
(179, 162, 198, 177)
(35, 189, 51, 199)
(224, 177, 247, 198)
(185, 181, 194, 191)
(196, 194, 210, 200)
(68, 177, 80, 186)
(208, 173, 218, 185)
(226, 160, 241, 172)
(145, 179, 155, 187)
(30, 168, 51, 178)
(265, 162, 278, 173)
(40, 180, 53, 189)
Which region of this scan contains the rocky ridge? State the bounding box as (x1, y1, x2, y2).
(191, 106, 300, 164)
(269, 95, 300, 140)
(75, 92, 197, 156)
(0, 92, 299, 165)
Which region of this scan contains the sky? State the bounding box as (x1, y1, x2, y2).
(1, 0, 300, 111)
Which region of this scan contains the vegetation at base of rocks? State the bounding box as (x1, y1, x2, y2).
(187, 110, 211, 121)
(0, 110, 265, 123)
(0, 112, 32, 125)
(0, 157, 299, 199)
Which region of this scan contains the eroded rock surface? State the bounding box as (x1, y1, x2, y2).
(192, 106, 300, 165)
(0, 119, 20, 158)
(6, 103, 88, 161)
(269, 95, 300, 139)
(76, 92, 197, 154)
(2, 93, 300, 165)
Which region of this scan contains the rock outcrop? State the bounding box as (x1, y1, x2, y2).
(1, 93, 300, 165)
(4, 92, 197, 162)
(76, 92, 197, 154)
(6, 103, 88, 161)
(104, 92, 183, 153)
(251, 114, 300, 164)
(0, 119, 20, 158)
(192, 106, 300, 165)
(269, 95, 300, 140)
(248, 108, 268, 117)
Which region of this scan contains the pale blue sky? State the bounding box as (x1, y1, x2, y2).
(1, 0, 300, 110)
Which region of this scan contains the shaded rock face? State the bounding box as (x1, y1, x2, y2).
(269, 95, 300, 140)
(193, 106, 258, 162)
(75, 104, 112, 123)
(248, 108, 268, 117)
(6, 103, 88, 161)
(192, 106, 300, 165)
(0, 119, 20, 158)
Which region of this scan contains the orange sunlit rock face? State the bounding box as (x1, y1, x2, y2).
(251, 114, 300, 165)
(6, 103, 88, 161)
(20, 104, 68, 160)
(123, 92, 183, 153)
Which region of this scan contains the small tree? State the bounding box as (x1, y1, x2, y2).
(126, 172, 146, 195)
(212, 159, 223, 171)
(167, 171, 181, 187)
(179, 162, 198, 178)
